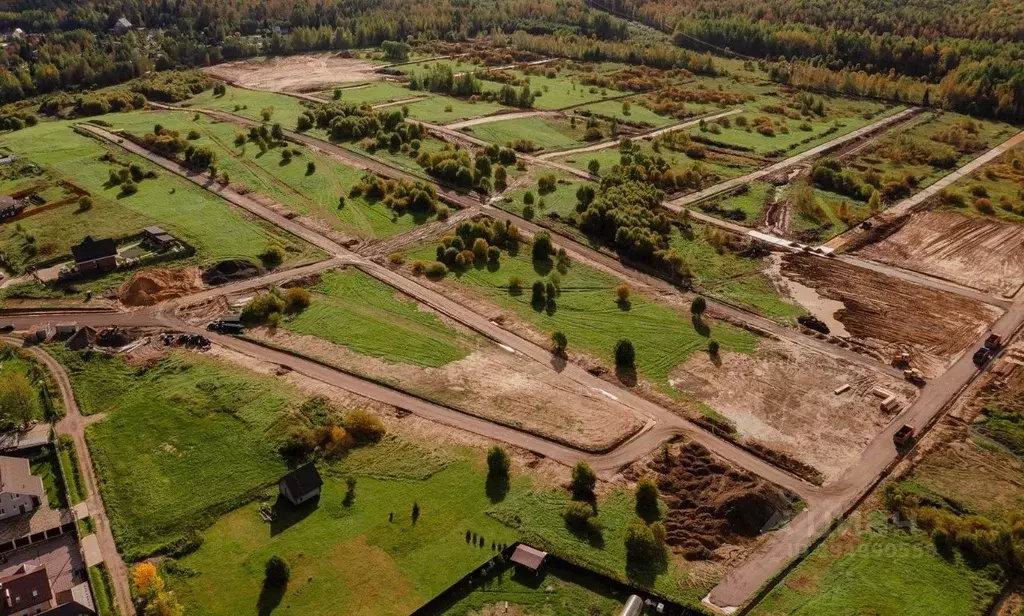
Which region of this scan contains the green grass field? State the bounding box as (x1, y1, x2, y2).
(668, 225, 805, 320)
(29, 449, 67, 510)
(482, 71, 630, 110)
(555, 140, 756, 187)
(403, 95, 510, 124)
(408, 240, 758, 391)
(576, 99, 676, 128)
(100, 110, 434, 239)
(0, 120, 318, 277)
(397, 57, 486, 76)
(57, 436, 87, 504)
(437, 559, 627, 616)
(501, 172, 587, 220)
(319, 82, 420, 106)
(52, 346, 300, 558)
(463, 116, 588, 151)
(185, 86, 312, 127)
(89, 565, 116, 616)
(284, 268, 475, 367)
(751, 512, 1003, 616)
(488, 490, 704, 605)
(686, 101, 900, 157)
(169, 456, 519, 616)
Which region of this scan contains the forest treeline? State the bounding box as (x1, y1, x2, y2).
(1, 0, 1023, 121)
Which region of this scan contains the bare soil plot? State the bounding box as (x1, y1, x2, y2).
(856, 211, 1024, 298)
(244, 326, 645, 453)
(626, 441, 800, 561)
(669, 338, 917, 482)
(203, 54, 383, 92)
(779, 253, 1001, 377)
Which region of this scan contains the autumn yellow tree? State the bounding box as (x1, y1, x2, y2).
(133, 563, 164, 599)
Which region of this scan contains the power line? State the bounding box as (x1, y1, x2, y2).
(584, 0, 760, 62)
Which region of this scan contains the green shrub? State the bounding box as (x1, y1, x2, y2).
(570, 462, 597, 500)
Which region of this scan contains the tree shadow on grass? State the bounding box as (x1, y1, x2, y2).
(270, 495, 319, 537)
(625, 548, 668, 588)
(616, 299, 632, 311)
(485, 473, 510, 504)
(257, 582, 286, 616)
(532, 257, 552, 276)
(691, 314, 710, 337)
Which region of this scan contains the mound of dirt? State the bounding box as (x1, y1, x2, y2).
(119, 268, 204, 306)
(644, 442, 798, 560)
(202, 259, 263, 286)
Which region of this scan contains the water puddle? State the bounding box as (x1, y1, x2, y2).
(767, 253, 850, 337)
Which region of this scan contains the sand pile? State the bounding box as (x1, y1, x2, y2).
(119, 268, 204, 306)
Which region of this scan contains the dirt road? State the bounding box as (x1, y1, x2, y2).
(446, 110, 558, 129)
(824, 129, 1024, 252)
(706, 290, 1024, 610)
(22, 347, 134, 616)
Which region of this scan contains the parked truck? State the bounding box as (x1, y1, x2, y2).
(893, 424, 915, 447)
(973, 333, 1003, 366)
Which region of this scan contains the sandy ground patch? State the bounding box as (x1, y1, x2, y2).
(204, 54, 382, 92)
(779, 252, 1001, 377)
(118, 267, 204, 306)
(856, 211, 1024, 298)
(246, 328, 645, 453)
(669, 338, 917, 482)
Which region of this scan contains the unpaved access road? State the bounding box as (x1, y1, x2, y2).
(78, 123, 823, 497)
(666, 107, 919, 208)
(708, 289, 1024, 610)
(81, 106, 1018, 613)
(18, 345, 134, 616)
(536, 108, 743, 160)
(825, 129, 1024, 252)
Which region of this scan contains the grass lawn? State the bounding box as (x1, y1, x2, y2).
(284, 268, 475, 367)
(576, 99, 677, 128)
(89, 564, 116, 616)
(751, 512, 1004, 616)
(169, 456, 520, 616)
(57, 435, 87, 504)
(488, 490, 704, 605)
(101, 110, 434, 239)
(700, 182, 774, 226)
(320, 82, 420, 106)
(437, 559, 627, 616)
(403, 95, 510, 125)
(185, 86, 312, 127)
(687, 102, 900, 158)
(463, 116, 588, 152)
(397, 57, 486, 76)
(0, 120, 319, 278)
(408, 240, 758, 391)
(669, 225, 805, 320)
(555, 141, 756, 189)
(500, 172, 587, 221)
(28, 448, 67, 510)
(51, 346, 301, 558)
(482, 71, 630, 110)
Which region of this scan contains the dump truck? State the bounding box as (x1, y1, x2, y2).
(974, 334, 1004, 366)
(893, 424, 915, 447)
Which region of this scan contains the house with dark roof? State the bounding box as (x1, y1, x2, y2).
(69, 237, 117, 274)
(141, 226, 175, 251)
(0, 457, 43, 521)
(279, 463, 323, 506)
(0, 563, 54, 615)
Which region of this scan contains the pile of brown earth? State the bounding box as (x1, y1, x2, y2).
(118, 268, 204, 306)
(201, 259, 262, 286)
(644, 442, 798, 560)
